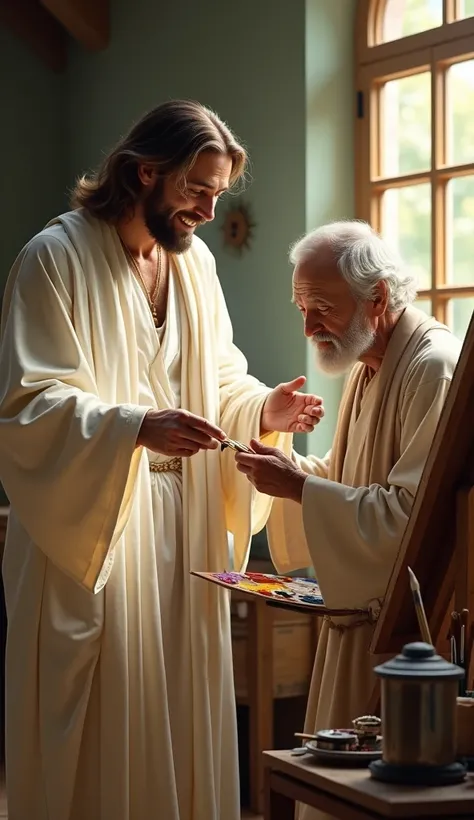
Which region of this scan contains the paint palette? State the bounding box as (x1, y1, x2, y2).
(191, 571, 371, 615)
(191, 571, 325, 608)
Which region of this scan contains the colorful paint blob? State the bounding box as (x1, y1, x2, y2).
(195, 571, 325, 608)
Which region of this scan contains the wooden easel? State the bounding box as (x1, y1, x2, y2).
(368, 313, 474, 708)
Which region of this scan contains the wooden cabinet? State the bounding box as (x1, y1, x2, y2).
(232, 599, 316, 700)
(231, 589, 318, 814)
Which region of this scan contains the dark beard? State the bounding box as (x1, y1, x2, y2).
(143, 181, 195, 254)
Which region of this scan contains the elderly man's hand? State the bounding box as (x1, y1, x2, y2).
(235, 440, 307, 502)
(261, 375, 324, 434)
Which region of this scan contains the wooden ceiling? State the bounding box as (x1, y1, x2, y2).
(0, 0, 109, 71)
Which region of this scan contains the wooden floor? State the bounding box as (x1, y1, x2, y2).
(0, 807, 255, 820)
(0, 778, 257, 819)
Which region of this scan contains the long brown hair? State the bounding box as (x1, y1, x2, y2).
(70, 100, 248, 221)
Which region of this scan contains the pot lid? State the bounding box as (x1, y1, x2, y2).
(374, 642, 464, 680)
(316, 730, 356, 744)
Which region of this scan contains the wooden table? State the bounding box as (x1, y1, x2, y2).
(264, 750, 474, 819)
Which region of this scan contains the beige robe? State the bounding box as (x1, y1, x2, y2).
(0, 209, 291, 820)
(267, 306, 461, 820)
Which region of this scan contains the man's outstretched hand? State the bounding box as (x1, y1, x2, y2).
(261, 376, 324, 434)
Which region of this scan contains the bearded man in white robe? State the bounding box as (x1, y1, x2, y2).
(235, 220, 461, 820)
(0, 100, 325, 820)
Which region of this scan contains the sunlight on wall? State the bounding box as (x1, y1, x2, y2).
(304, 0, 357, 457)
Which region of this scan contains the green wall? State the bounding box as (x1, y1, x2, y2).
(305, 1, 357, 456)
(0, 26, 67, 506)
(0, 27, 66, 282)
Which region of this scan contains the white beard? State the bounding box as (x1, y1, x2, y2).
(311, 303, 376, 376)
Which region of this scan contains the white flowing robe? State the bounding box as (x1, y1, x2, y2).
(0, 209, 291, 820)
(267, 306, 461, 820)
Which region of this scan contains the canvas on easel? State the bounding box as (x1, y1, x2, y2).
(370, 310, 474, 671)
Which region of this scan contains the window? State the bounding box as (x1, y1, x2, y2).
(356, 0, 474, 340)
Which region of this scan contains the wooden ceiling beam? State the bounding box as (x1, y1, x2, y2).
(40, 0, 109, 51)
(0, 0, 67, 72)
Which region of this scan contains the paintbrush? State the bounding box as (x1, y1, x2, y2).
(460, 609, 469, 665)
(451, 634, 457, 665)
(450, 611, 461, 659)
(407, 567, 433, 645)
(449, 610, 467, 693)
(458, 609, 470, 695)
(294, 731, 318, 741)
(220, 438, 254, 454)
(467, 620, 474, 690)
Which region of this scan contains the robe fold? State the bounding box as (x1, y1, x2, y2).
(267, 306, 460, 820)
(0, 208, 290, 820)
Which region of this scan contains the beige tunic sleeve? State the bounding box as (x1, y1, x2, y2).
(0, 235, 147, 592)
(266, 449, 331, 573)
(301, 376, 452, 609)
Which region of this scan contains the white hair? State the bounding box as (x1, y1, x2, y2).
(289, 220, 418, 312)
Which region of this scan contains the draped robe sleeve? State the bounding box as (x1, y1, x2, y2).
(265, 450, 330, 573)
(0, 234, 148, 593)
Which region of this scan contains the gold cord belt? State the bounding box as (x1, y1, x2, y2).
(323, 614, 374, 633)
(149, 457, 182, 473)
(323, 598, 383, 633)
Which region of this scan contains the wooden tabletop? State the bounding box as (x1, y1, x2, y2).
(263, 751, 474, 817)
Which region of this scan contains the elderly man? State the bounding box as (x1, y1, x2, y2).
(236, 221, 461, 782)
(0, 100, 324, 820)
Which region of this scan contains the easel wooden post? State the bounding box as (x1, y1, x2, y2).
(367, 310, 474, 668)
(367, 485, 474, 717)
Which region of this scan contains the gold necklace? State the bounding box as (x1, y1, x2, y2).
(121, 239, 162, 327)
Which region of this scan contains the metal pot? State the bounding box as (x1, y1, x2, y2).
(369, 642, 466, 785)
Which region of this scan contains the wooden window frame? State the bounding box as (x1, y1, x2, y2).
(355, 0, 474, 325)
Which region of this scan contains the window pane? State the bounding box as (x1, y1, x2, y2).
(381, 184, 431, 290)
(381, 72, 431, 176)
(456, 0, 474, 19)
(446, 176, 474, 286)
(415, 298, 432, 315)
(446, 297, 474, 341)
(382, 0, 442, 42)
(446, 60, 474, 166)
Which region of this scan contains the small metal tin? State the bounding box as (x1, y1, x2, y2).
(352, 715, 381, 737)
(352, 715, 382, 752)
(352, 715, 382, 751)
